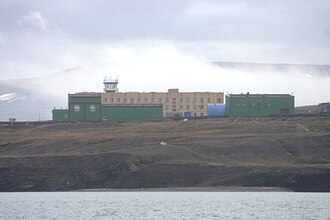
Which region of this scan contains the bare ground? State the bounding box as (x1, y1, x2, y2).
(0, 117, 329, 191)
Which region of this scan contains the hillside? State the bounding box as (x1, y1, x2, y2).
(0, 117, 329, 192)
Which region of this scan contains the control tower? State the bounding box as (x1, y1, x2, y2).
(103, 76, 118, 93)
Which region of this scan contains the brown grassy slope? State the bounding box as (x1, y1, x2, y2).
(0, 117, 329, 191)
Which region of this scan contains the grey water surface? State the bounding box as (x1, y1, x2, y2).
(0, 192, 329, 220)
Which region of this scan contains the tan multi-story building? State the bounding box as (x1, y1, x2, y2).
(101, 79, 224, 118)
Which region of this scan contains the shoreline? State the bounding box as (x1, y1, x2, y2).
(76, 186, 292, 192)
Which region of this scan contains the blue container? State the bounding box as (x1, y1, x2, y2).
(324, 104, 330, 113)
(207, 104, 226, 117)
(184, 112, 191, 119)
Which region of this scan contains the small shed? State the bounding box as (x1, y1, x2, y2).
(52, 109, 69, 122)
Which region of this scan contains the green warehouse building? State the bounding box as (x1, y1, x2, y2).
(52, 92, 163, 122)
(226, 93, 295, 117)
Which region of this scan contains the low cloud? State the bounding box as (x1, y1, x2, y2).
(15, 40, 328, 107)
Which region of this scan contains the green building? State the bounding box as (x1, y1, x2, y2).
(101, 104, 163, 121)
(52, 109, 69, 122)
(68, 93, 101, 122)
(53, 93, 163, 122)
(226, 93, 295, 117)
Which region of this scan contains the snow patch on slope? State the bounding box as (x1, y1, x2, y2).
(0, 93, 17, 102)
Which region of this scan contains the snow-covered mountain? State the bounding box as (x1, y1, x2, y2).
(0, 62, 329, 121)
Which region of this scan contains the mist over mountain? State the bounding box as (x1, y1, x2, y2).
(0, 62, 329, 121)
(213, 62, 330, 78)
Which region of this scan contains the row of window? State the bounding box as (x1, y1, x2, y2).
(103, 97, 221, 104)
(73, 105, 96, 112)
(73, 103, 204, 113)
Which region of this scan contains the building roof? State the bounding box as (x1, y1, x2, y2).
(69, 92, 101, 97)
(227, 93, 293, 98)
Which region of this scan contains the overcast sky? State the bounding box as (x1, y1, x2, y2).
(0, 0, 330, 80)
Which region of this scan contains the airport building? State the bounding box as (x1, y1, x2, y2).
(52, 78, 225, 122)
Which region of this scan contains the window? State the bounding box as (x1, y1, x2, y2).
(165, 105, 169, 110)
(193, 105, 197, 110)
(194, 113, 197, 117)
(200, 105, 204, 110)
(166, 98, 169, 103)
(218, 98, 221, 103)
(137, 98, 141, 103)
(158, 98, 162, 102)
(208, 97, 211, 102)
(186, 105, 190, 110)
(116, 98, 121, 102)
(104, 98, 107, 102)
(173, 108, 176, 112)
(110, 98, 114, 102)
(144, 98, 148, 102)
(193, 97, 197, 103)
(200, 98, 204, 103)
(124, 98, 127, 103)
(131, 98, 134, 103)
(186, 98, 190, 103)
(200, 113, 204, 117)
(90, 105, 96, 112)
(152, 98, 156, 102)
(74, 105, 80, 112)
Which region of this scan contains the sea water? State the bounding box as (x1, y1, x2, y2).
(0, 192, 329, 219)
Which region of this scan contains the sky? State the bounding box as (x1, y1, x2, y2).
(0, 0, 330, 109)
